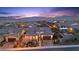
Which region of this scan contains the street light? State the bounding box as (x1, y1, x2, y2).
(67, 27, 74, 33)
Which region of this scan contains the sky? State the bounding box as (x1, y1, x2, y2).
(0, 7, 79, 18)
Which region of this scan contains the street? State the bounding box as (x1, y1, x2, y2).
(1, 45, 79, 51)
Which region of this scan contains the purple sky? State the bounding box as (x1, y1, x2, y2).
(0, 7, 79, 18)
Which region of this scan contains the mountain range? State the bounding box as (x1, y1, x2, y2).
(0, 16, 79, 22)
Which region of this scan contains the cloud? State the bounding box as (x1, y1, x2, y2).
(48, 7, 79, 16)
(0, 12, 11, 15)
(0, 12, 14, 17)
(39, 9, 79, 17)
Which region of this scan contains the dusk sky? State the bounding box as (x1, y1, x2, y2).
(0, 7, 79, 18)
